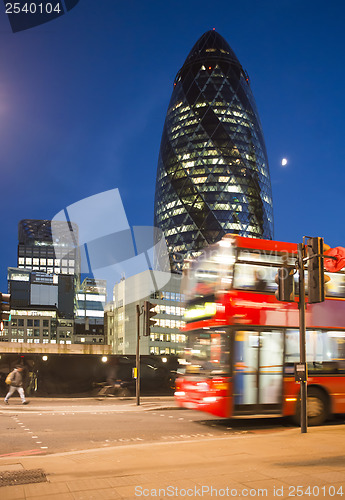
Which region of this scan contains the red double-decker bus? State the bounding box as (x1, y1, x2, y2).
(175, 235, 345, 425)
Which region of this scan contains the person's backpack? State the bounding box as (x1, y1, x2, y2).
(5, 372, 13, 385)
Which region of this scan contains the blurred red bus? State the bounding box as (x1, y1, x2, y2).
(174, 235, 345, 425)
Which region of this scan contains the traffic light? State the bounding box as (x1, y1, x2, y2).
(275, 266, 295, 302)
(307, 237, 324, 303)
(0, 293, 11, 322)
(144, 301, 158, 336)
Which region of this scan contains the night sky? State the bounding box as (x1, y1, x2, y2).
(1, 0, 344, 292)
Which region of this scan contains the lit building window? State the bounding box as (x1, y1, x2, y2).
(154, 30, 273, 272)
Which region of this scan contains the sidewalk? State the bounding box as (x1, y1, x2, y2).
(0, 396, 177, 413)
(1, 403, 345, 499)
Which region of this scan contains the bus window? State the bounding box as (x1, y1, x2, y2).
(285, 329, 345, 373)
(325, 331, 345, 371)
(183, 243, 235, 300)
(184, 329, 230, 376)
(237, 249, 295, 266)
(233, 263, 278, 293)
(324, 272, 345, 298)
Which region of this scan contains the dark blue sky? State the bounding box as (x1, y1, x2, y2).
(1, 0, 345, 291)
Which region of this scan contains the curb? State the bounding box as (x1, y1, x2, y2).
(0, 404, 180, 413)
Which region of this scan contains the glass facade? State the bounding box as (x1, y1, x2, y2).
(17, 219, 79, 276)
(154, 30, 274, 272)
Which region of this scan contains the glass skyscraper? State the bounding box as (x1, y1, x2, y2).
(17, 219, 79, 276)
(154, 30, 274, 272)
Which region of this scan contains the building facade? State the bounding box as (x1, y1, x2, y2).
(0, 306, 74, 345)
(1, 219, 83, 345)
(8, 267, 74, 319)
(154, 30, 274, 272)
(74, 278, 107, 344)
(17, 219, 79, 276)
(104, 271, 185, 355)
(6, 221, 109, 346)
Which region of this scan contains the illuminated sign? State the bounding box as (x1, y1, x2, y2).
(183, 302, 217, 322)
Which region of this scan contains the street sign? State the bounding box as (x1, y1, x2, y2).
(294, 362, 307, 383)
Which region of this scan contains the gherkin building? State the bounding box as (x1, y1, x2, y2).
(154, 30, 274, 272)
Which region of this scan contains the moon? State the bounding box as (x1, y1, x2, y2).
(281, 158, 288, 166)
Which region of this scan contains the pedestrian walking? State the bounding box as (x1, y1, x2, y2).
(4, 366, 29, 405)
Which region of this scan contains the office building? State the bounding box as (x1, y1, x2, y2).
(104, 271, 185, 355)
(8, 267, 74, 319)
(17, 219, 79, 276)
(0, 306, 73, 344)
(154, 30, 274, 272)
(74, 278, 106, 344)
(0, 219, 81, 345)
(2, 267, 75, 344)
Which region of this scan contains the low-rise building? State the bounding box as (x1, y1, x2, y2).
(104, 271, 186, 355)
(0, 306, 73, 344)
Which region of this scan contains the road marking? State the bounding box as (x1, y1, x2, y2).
(0, 449, 44, 457)
(11, 415, 48, 451)
(161, 433, 214, 441)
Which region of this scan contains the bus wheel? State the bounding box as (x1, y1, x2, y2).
(293, 388, 329, 426)
(307, 388, 329, 426)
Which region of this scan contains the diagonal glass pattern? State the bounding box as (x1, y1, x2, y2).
(154, 30, 274, 272)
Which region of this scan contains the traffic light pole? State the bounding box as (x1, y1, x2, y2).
(298, 243, 307, 433)
(276, 237, 345, 434)
(136, 304, 141, 406)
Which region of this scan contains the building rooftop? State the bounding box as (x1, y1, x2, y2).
(183, 29, 241, 68)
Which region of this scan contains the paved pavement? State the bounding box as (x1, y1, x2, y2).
(1, 398, 345, 499)
(0, 396, 177, 413)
